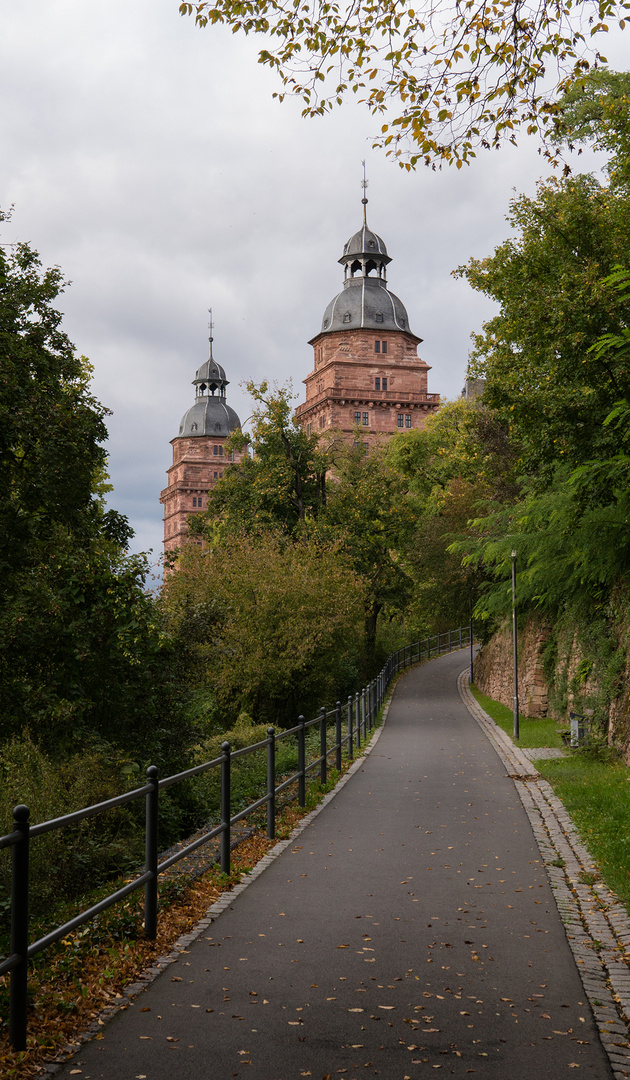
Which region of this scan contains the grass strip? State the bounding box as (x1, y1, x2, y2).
(470, 685, 630, 916)
(536, 755, 630, 912)
(470, 684, 565, 749)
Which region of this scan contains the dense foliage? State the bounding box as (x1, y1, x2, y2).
(181, 0, 626, 166)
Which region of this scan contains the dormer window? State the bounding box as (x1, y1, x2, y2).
(375, 312, 384, 323)
(343, 312, 352, 324)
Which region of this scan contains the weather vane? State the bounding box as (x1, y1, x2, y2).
(207, 307, 214, 355)
(361, 160, 368, 224)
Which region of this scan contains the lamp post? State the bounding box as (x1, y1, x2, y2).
(511, 550, 519, 741)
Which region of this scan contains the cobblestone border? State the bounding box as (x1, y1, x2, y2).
(40, 703, 392, 1075)
(458, 670, 630, 1079)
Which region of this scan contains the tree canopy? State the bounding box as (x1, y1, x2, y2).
(0, 223, 176, 762)
(180, 0, 627, 165)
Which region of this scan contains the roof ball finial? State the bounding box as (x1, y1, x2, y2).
(361, 160, 369, 225)
(207, 307, 214, 357)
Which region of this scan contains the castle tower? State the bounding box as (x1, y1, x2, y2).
(160, 333, 243, 553)
(295, 198, 439, 440)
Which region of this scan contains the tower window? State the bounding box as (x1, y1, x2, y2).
(397, 414, 404, 428)
(375, 377, 380, 391)
(218, 444, 224, 456)
(319, 415, 325, 429)
(213, 445, 218, 455)
(375, 340, 387, 354)
(374, 341, 380, 354)
(405, 414, 412, 428)
(354, 410, 361, 424)
(214, 471, 218, 478)
(382, 340, 388, 354)
(382, 377, 387, 391)
(362, 412, 369, 426)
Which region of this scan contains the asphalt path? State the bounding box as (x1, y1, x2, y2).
(60, 649, 612, 1079)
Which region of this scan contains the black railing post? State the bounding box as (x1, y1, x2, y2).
(320, 707, 327, 785)
(144, 765, 159, 940)
(427, 636, 431, 659)
(355, 692, 361, 748)
(10, 804, 30, 1052)
(347, 697, 354, 760)
(298, 717, 306, 807)
(459, 626, 462, 648)
(362, 688, 367, 739)
(336, 702, 342, 771)
(267, 727, 276, 840)
(221, 741, 231, 874)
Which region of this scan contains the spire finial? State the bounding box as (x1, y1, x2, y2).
(207, 307, 214, 358)
(361, 160, 368, 225)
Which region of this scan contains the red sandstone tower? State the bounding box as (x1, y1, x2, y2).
(160, 335, 243, 554)
(295, 199, 439, 440)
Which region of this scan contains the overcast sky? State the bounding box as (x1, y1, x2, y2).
(1, 1, 625, 569)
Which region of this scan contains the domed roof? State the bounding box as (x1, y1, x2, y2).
(176, 334, 241, 438)
(321, 279, 410, 334)
(193, 357, 228, 391)
(314, 204, 419, 340)
(178, 396, 241, 438)
(342, 224, 390, 262)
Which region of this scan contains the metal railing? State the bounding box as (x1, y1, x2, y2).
(0, 623, 473, 1049)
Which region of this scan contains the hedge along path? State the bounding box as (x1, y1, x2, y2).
(1, 683, 398, 1080)
(50, 649, 614, 1080)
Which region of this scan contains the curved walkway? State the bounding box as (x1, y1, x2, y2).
(56, 651, 625, 1079)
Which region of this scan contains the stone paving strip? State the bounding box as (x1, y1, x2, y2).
(458, 670, 630, 1080)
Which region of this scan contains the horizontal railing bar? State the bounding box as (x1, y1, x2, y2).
(159, 754, 225, 790)
(276, 725, 300, 740)
(275, 773, 300, 795)
(158, 822, 226, 873)
(231, 793, 269, 825)
(304, 716, 320, 730)
(231, 739, 269, 760)
(0, 830, 22, 850)
(30, 784, 153, 838)
(28, 872, 153, 958)
(0, 952, 20, 977)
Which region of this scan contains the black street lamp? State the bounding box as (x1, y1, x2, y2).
(511, 550, 519, 740)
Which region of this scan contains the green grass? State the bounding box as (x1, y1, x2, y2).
(470, 684, 630, 914)
(536, 756, 630, 911)
(470, 685, 565, 749)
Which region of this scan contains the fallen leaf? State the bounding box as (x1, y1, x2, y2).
(140, 1007, 151, 1013)
(348, 1008, 364, 1013)
(171, 976, 182, 982)
(337, 944, 349, 949)
(378, 1005, 394, 1010)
